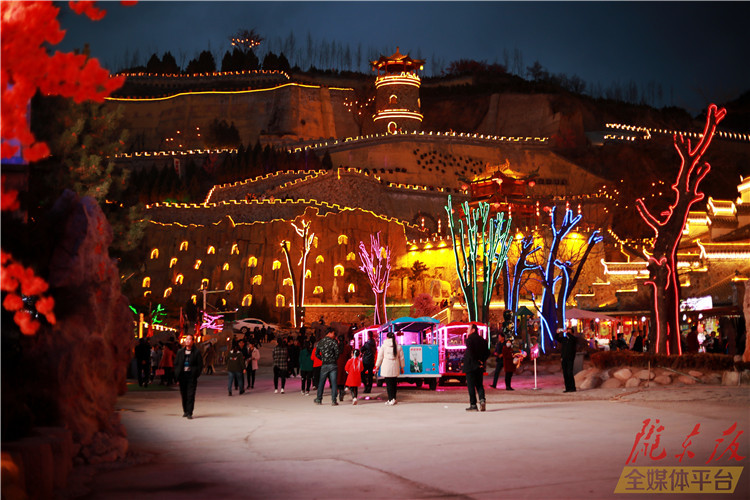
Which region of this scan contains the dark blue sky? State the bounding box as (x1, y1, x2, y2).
(56, 1, 750, 115)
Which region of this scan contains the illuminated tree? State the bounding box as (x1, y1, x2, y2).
(357, 232, 391, 324)
(502, 234, 542, 321)
(536, 207, 603, 351)
(1, 1, 130, 334)
(230, 28, 264, 53)
(445, 195, 513, 323)
(280, 219, 314, 328)
(635, 104, 726, 354)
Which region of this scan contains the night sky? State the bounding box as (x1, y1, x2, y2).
(56, 1, 750, 116)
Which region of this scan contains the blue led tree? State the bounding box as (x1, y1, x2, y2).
(445, 195, 513, 323)
(538, 207, 603, 351)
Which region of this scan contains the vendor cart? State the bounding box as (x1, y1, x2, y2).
(355, 317, 441, 390)
(434, 322, 490, 385)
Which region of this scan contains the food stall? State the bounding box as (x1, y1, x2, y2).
(434, 322, 489, 385)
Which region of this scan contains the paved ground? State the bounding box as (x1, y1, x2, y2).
(67, 350, 750, 500)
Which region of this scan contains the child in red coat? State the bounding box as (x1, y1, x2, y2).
(344, 349, 363, 405)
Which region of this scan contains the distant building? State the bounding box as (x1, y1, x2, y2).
(370, 47, 425, 134)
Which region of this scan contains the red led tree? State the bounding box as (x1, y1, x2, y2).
(635, 104, 726, 354)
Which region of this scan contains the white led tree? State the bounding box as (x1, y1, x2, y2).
(357, 232, 392, 324)
(280, 219, 314, 328)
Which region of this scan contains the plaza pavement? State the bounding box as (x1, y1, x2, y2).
(66, 348, 749, 500)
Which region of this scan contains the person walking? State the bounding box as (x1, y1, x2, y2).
(203, 341, 216, 375)
(272, 338, 290, 394)
(159, 341, 175, 386)
(490, 336, 504, 389)
(345, 349, 363, 405)
(175, 334, 203, 419)
(134, 338, 151, 387)
(246, 342, 260, 389)
(463, 323, 489, 411)
(299, 339, 314, 395)
(361, 331, 376, 393)
(150, 343, 162, 384)
(226, 341, 245, 396)
(311, 338, 322, 391)
(314, 328, 340, 405)
(501, 338, 516, 390)
(288, 338, 300, 378)
(376, 331, 405, 406)
(336, 335, 352, 402)
(556, 327, 578, 393)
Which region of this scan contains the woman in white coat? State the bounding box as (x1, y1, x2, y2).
(375, 331, 405, 405)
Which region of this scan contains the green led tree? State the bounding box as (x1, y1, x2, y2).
(445, 195, 513, 323)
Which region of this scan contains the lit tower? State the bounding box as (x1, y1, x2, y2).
(370, 47, 425, 134)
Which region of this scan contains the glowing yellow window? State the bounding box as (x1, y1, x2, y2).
(231, 243, 239, 255)
(338, 235, 348, 245)
(207, 246, 215, 255)
(241, 294, 252, 306)
(272, 260, 281, 270)
(150, 248, 159, 259)
(144, 291, 152, 298)
(346, 252, 356, 261)
(316, 255, 324, 264)
(275, 294, 285, 307)
(225, 281, 234, 291)
(334, 264, 344, 277)
(175, 274, 184, 285)
(190, 294, 197, 305)
(313, 286, 323, 294)
(201, 278, 209, 289)
(194, 259, 202, 270)
(142, 277, 151, 288)
(248, 256, 258, 268)
(164, 287, 172, 298)
(169, 257, 178, 268)
(252, 275, 262, 285)
(282, 277, 293, 286)
(347, 283, 355, 293)
(313, 236, 319, 248)
(222, 262, 230, 271)
(180, 241, 189, 251)
(380, 247, 387, 258)
(305, 269, 312, 278)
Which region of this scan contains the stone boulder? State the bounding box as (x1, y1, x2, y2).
(721, 371, 740, 386)
(635, 369, 655, 380)
(653, 375, 672, 385)
(677, 375, 697, 385)
(574, 367, 598, 386)
(688, 370, 703, 378)
(625, 377, 641, 388)
(601, 377, 623, 388)
(28, 191, 133, 465)
(612, 368, 632, 381)
(701, 373, 721, 385)
(579, 373, 603, 390)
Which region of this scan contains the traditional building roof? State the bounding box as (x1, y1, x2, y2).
(370, 47, 425, 73)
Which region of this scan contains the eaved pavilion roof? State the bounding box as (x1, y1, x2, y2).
(370, 47, 425, 73)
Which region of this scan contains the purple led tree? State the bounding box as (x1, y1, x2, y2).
(537, 207, 602, 351)
(358, 232, 392, 324)
(445, 195, 513, 323)
(280, 219, 314, 328)
(635, 104, 726, 354)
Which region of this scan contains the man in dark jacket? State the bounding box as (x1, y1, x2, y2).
(175, 334, 203, 419)
(313, 328, 340, 405)
(556, 327, 578, 392)
(361, 331, 376, 393)
(463, 324, 489, 411)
